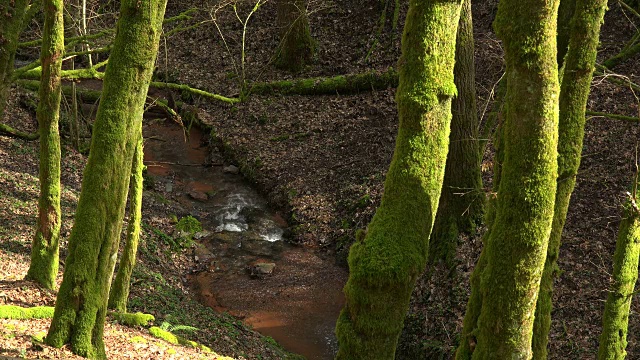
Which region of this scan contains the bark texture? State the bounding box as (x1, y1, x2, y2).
(429, 0, 483, 265)
(275, 0, 314, 72)
(45, 0, 167, 357)
(0, 0, 30, 119)
(532, 0, 608, 357)
(26, 0, 64, 290)
(108, 132, 144, 312)
(334, 0, 462, 358)
(597, 190, 640, 360)
(472, 0, 561, 358)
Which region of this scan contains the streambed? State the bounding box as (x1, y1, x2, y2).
(143, 120, 347, 360)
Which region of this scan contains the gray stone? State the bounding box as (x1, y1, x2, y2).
(223, 165, 240, 174)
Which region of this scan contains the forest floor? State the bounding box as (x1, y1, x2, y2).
(1, 0, 639, 359)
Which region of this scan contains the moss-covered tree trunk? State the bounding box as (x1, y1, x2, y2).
(429, 0, 483, 265)
(275, 0, 313, 72)
(25, 0, 64, 290)
(471, 0, 561, 358)
(0, 0, 30, 120)
(334, 0, 462, 358)
(556, 0, 576, 65)
(531, 0, 608, 358)
(45, 0, 167, 357)
(597, 184, 640, 360)
(108, 131, 143, 312)
(456, 122, 504, 360)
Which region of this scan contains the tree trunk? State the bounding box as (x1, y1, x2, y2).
(597, 187, 640, 360)
(556, 0, 576, 66)
(45, 0, 167, 357)
(429, 0, 483, 266)
(0, 0, 30, 120)
(26, 0, 64, 290)
(532, 0, 608, 358)
(108, 132, 144, 313)
(275, 0, 314, 72)
(456, 122, 504, 360)
(472, 0, 561, 358)
(334, 0, 462, 358)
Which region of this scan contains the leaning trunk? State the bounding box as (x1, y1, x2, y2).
(45, 0, 167, 358)
(275, 0, 314, 72)
(597, 184, 640, 360)
(335, 0, 462, 358)
(532, 0, 608, 358)
(26, 0, 64, 290)
(0, 0, 30, 120)
(471, 0, 560, 358)
(429, 0, 483, 266)
(108, 132, 144, 312)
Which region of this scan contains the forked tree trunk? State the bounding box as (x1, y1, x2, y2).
(0, 0, 30, 120)
(598, 182, 640, 360)
(26, 0, 64, 290)
(471, 0, 561, 357)
(334, 0, 463, 358)
(275, 0, 314, 72)
(429, 0, 483, 266)
(45, 0, 167, 357)
(108, 132, 144, 312)
(532, 0, 608, 358)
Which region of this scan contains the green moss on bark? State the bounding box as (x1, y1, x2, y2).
(44, 0, 168, 358)
(26, 0, 64, 290)
(334, 0, 462, 358)
(429, 0, 483, 266)
(108, 133, 144, 312)
(532, 0, 608, 358)
(597, 192, 640, 360)
(471, 0, 561, 357)
(0, 0, 30, 119)
(275, 0, 314, 72)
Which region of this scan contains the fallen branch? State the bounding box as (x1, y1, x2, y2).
(587, 110, 639, 122)
(150, 81, 240, 104)
(247, 68, 399, 96)
(603, 41, 640, 69)
(0, 123, 39, 140)
(595, 65, 640, 92)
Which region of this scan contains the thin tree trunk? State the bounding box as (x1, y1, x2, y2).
(25, 0, 64, 290)
(598, 182, 640, 360)
(0, 0, 30, 120)
(472, 0, 561, 357)
(275, 0, 314, 72)
(334, 0, 462, 358)
(108, 131, 144, 313)
(532, 0, 608, 358)
(429, 0, 483, 266)
(45, 0, 167, 357)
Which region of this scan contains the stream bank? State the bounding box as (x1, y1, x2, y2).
(142, 119, 348, 360)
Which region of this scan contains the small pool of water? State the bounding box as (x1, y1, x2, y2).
(143, 120, 347, 360)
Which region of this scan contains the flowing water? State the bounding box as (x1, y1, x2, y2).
(143, 120, 347, 360)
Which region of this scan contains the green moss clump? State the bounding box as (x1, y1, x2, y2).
(110, 312, 155, 327)
(176, 215, 202, 235)
(130, 336, 148, 344)
(0, 305, 55, 319)
(149, 326, 212, 353)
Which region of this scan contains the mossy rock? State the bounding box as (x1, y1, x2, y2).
(110, 311, 155, 327)
(0, 305, 54, 319)
(148, 326, 233, 357)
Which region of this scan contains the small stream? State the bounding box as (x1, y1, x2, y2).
(143, 120, 347, 360)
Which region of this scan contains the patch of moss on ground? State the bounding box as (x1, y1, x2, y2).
(0, 305, 54, 319)
(110, 311, 155, 327)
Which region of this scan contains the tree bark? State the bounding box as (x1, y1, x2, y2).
(598, 187, 640, 360)
(25, 0, 64, 290)
(334, 0, 462, 358)
(108, 131, 144, 312)
(532, 0, 608, 358)
(429, 0, 483, 266)
(45, 0, 167, 357)
(275, 0, 314, 72)
(471, 0, 561, 358)
(0, 0, 30, 120)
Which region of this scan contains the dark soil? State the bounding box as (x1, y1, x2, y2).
(1, 0, 639, 359)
